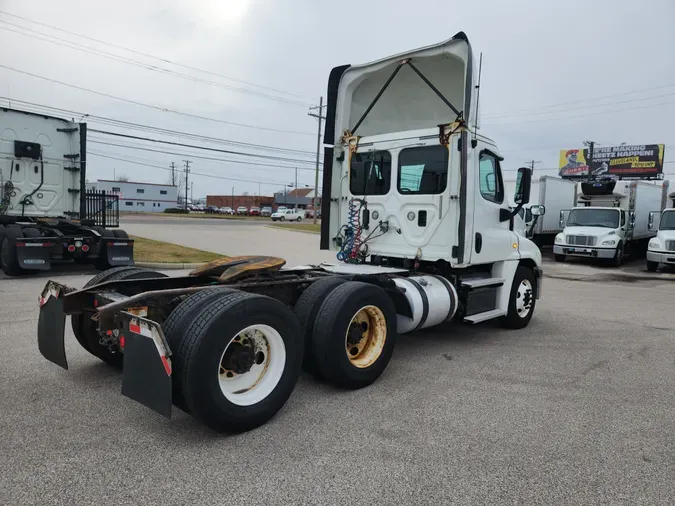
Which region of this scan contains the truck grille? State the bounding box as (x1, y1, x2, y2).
(566, 235, 596, 246)
(666, 240, 675, 252)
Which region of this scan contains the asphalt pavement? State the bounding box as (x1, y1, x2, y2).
(2, 266, 675, 504)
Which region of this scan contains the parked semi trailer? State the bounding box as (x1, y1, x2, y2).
(37, 32, 544, 433)
(554, 179, 668, 266)
(0, 108, 134, 275)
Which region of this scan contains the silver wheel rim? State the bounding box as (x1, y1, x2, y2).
(515, 279, 533, 318)
(217, 324, 286, 406)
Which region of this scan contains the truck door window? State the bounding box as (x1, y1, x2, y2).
(350, 151, 391, 196)
(478, 152, 504, 204)
(620, 210, 626, 226)
(397, 145, 448, 195)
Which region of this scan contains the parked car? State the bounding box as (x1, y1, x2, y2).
(220, 206, 234, 215)
(305, 208, 322, 219)
(271, 208, 303, 222)
(237, 206, 249, 216)
(261, 206, 273, 217)
(249, 206, 261, 216)
(276, 206, 288, 213)
(205, 206, 220, 214)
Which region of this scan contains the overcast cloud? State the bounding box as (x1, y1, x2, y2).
(1, 0, 674, 198)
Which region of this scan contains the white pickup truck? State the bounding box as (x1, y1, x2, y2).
(271, 208, 303, 222)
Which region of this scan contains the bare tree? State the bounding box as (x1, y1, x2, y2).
(116, 174, 130, 182)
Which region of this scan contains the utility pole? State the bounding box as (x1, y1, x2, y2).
(232, 186, 235, 209)
(527, 160, 541, 174)
(308, 97, 325, 224)
(294, 168, 298, 209)
(182, 160, 192, 210)
(170, 162, 176, 186)
(583, 141, 595, 183)
(191, 182, 194, 203)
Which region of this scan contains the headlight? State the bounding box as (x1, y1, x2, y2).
(555, 235, 563, 243)
(601, 240, 616, 245)
(649, 241, 660, 249)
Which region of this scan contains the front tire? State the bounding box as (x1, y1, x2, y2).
(646, 260, 659, 272)
(176, 292, 303, 433)
(610, 242, 624, 267)
(499, 266, 536, 330)
(280, 216, 285, 222)
(311, 282, 397, 389)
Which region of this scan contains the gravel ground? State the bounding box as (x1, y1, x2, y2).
(1, 269, 674, 505)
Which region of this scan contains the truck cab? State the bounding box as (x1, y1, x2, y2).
(646, 208, 675, 271)
(321, 31, 543, 327)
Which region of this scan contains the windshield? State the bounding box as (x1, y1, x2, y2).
(660, 211, 675, 230)
(567, 208, 619, 228)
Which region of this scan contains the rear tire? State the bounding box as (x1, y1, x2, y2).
(311, 282, 397, 389)
(162, 287, 238, 413)
(177, 292, 303, 433)
(647, 260, 659, 272)
(293, 277, 347, 377)
(112, 229, 129, 239)
(1, 226, 24, 276)
(71, 268, 168, 368)
(553, 254, 566, 263)
(499, 266, 536, 330)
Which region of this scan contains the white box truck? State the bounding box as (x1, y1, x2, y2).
(646, 191, 675, 271)
(506, 176, 576, 245)
(554, 180, 668, 266)
(37, 32, 545, 433)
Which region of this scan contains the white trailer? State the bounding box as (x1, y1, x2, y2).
(554, 180, 668, 266)
(645, 193, 675, 271)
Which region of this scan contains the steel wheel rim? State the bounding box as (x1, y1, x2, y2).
(217, 324, 286, 406)
(515, 279, 533, 318)
(344, 305, 387, 369)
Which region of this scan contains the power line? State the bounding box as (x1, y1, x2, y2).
(88, 129, 322, 166)
(0, 10, 306, 100)
(87, 140, 323, 172)
(0, 97, 317, 156)
(0, 64, 315, 136)
(482, 83, 675, 119)
(0, 20, 312, 108)
(88, 151, 304, 186)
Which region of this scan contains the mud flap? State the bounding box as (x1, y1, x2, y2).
(120, 313, 172, 418)
(104, 239, 135, 267)
(17, 244, 52, 270)
(37, 282, 68, 370)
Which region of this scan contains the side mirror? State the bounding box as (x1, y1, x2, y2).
(531, 205, 545, 217)
(629, 211, 636, 228)
(648, 211, 658, 231)
(559, 209, 570, 228)
(514, 167, 532, 205)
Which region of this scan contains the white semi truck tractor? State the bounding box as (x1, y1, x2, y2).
(0, 108, 134, 275)
(36, 32, 544, 433)
(646, 193, 675, 271)
(554, 179, 668, 266)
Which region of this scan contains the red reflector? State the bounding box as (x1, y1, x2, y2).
(38, 297, 46, 307)
(119, 335, 125, 348)
(43, 242, 54, 248)
(107, 242, 114, 247)
(129, 323, 141, 334)
(81, 244, 90, 252)
(161, 356, 172, 376)
(16, 242, 26, 247)
(93, 299, 98, 308)
(67, 245, 76, 252)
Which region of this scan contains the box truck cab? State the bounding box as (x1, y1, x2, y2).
(554, 180, 668, 266)
(646, 208, 675, 271)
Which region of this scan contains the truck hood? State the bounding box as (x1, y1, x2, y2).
(329, 32, 477, 143)
(657, 230, 675, 240)
(563, 226, 616, 237)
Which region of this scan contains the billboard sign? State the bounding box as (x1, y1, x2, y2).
(558, 144, 665, 179)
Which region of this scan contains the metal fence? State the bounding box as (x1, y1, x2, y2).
(83, 190, 119, 228)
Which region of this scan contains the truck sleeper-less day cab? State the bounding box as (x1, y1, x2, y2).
(0, 109, 134, 275)
(554, 180, 668, 266)
(36, 32, 543, 433)
(646, 204, 675, 271)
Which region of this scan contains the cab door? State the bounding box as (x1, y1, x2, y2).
(469, 148, 519, 264)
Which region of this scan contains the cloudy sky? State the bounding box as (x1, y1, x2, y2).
(1, 0, 674, 199)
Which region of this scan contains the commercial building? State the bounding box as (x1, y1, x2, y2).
(93, 180, 178, 212)
(206, 195, 275, 209)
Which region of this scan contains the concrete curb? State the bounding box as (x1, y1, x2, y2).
(135, 261, 207, 270)
(544, 271, 675, 283)
(265, 225, 320, 235)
